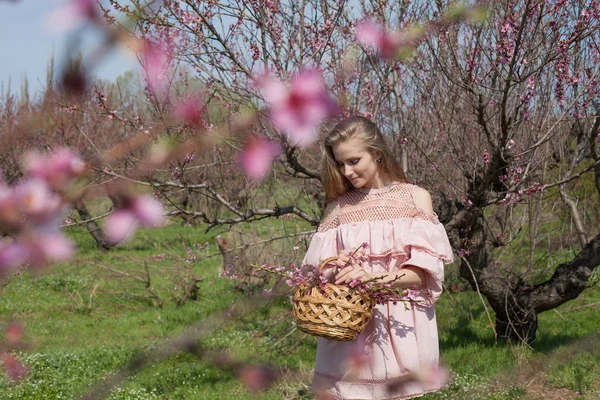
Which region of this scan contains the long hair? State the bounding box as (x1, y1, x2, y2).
(321, 116, 408, 202)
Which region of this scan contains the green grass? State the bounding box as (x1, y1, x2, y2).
(1, 223, 599, 399)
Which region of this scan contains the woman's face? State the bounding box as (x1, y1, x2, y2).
(332, 138, 384, 189)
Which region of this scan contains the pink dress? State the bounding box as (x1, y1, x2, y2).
(302, 183, 454, 400)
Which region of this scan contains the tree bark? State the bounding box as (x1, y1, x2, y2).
(73, 200, 115, 251)
(457, 198, 600, 345)
(468, 232, 600, 345)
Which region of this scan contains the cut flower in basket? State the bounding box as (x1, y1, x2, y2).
(256, 243, 413, 306)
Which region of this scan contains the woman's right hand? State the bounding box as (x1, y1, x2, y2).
(320, 248, 366, 282)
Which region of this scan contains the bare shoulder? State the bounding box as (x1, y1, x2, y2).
(411, 186, 435, 215)
(321, 201, 338, 221)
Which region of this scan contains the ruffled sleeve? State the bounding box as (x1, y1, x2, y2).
(395, 218, 454, 306)
(301, 202, 341, 269)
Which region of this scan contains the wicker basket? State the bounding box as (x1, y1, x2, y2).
(292, 256, 374, 341)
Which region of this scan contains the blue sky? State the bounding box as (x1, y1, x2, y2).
(0, 0, 138, 96)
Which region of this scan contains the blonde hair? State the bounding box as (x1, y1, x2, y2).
(321, 116, 408, 202)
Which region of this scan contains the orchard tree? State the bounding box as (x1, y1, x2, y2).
(95, 0, 600, 344)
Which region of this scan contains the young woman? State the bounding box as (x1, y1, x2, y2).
(302, 116, 454, 399)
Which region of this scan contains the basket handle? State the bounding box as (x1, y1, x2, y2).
(319, 256, 339, 271)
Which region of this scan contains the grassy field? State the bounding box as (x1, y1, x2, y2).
(1, 222, 599, 399)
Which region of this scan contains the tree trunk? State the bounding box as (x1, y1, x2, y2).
(73, 200, 115, 251)
(457, 205, 600, 345)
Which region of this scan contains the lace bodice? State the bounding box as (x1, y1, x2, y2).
(318, 182, 438, 232)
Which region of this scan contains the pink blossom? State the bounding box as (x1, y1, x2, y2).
(141, 42, 171, 97)
(238, 364, 278, 392)
(0, 240, 28, 274)
(483, 150, 491, 165)
(174, 96, 205, 127)
(104, 195, 165, 244)
(14, 179, 62, 222)
(22, 232, 75, 268)
(132, 196, 165, 227)
(2, 353, 30, 382)
(257, 70, 339, 147)
(24, 148, 85, 190)
(0, 184, 20, 230)
(104, 209, 139, 244)
(46, 0, 101, 32)
(5, 322, 24, 346)
(355, 20, 403, 59)
(239, 137, 281, 181)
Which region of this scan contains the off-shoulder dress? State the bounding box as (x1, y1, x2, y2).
(302, 182, 454, 400)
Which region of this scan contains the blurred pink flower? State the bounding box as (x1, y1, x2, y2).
(0, 241, 28, 274)
(24, 148, 85, 190)
(355, 20, 403, 59)
(257, 70, 338, 147)
(414, 362, 451, 388)
(238, 364, 278, 392)
(5, 322, 24, 346)
(239, 137, 281, 181)
(131, 196, 165, 227)
(2, 353, 30, 382)
(104, 210, 139, 244)
(141, 42, 171, 96)
(14, 179, 62, 222)
(0, 184, 20, 230)
(24, 232, 75, 267)
(46, 0, 101, 32)
(104, 195, 166, 244)
(174, 96, 205, 127)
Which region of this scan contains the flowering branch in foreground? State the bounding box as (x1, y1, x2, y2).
(221, 243, 419, 306)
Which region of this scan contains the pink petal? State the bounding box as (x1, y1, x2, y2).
(23, 151, 46, 178)
(14, 179, 61, 221)
(271, 105, 322, 147)
(3, 353, 30, 382)
(104, 210, 139, 244)
(414, 363, 451, 387)
(45, 4, 86, 33)
(239, 138, 281, 181)
(131, 196, 165, 227)
(355, 20, 384, 49)
(291, 70, 327, 98)
(5, 322, 25, 345)
(0, 186, 20, 229)
(0, 241, 28, 274)
(31, 233, 75, 265)
(142, 42, 170, 96)
(238, 365, 277, 392)
(73, 0, 99, 21)
(24, 148, 85, 188)
(355, 20, 403, 59)
(259, 70, 337, 148)
(52, 148, 86, 176)
(256, 74, 289, 105)
(277, 122, 318, 148)
(45, 0, 100, 33)
(174, 96, 205, 126)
